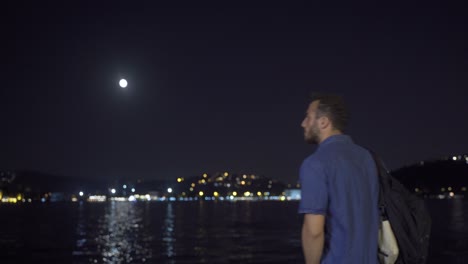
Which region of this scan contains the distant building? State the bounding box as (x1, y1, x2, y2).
(49, 192, 66, 202)
(284, 189, 301, 200)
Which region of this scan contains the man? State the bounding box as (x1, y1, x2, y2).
(299, 94, 379, 264)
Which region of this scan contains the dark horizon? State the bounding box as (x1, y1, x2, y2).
(3, 154, 467, 198)
(2, 2, 468, 183)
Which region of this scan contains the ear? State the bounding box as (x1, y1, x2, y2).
(319, 116, 331, 130)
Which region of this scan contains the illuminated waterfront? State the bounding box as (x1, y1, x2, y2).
(3, 154, 468, 205)
(0, 170, 301, 204)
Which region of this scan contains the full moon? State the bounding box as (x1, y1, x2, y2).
(119, 79, 128, 88)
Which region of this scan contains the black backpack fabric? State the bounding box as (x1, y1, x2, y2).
(371, 152, 431, 264)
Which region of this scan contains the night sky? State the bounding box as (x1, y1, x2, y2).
(2, 2, 467, 184)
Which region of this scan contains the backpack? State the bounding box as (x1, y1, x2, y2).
(370, 152, 431, 264)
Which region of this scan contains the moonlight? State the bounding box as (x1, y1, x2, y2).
(119, 79, 128, 88)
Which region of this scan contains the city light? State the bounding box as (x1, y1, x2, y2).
(452, 156, 457, 161)
(87, 195, 107, 202)
(0, 169, 337, 204)
(2, 197, 17, 203)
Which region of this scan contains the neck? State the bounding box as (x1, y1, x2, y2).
(318, 130, 343, 144)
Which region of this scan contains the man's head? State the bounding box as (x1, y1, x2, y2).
(301, 93, 348, 144)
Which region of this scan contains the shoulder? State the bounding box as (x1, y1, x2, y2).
(301, 152, 322, 168)
(300, 153, 326, 176)
(354, 145, 376, 164)
(352, 145, 379, 175)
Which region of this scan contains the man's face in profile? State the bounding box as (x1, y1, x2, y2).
(301, 100, 321, 144)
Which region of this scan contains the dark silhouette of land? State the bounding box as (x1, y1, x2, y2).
(392, 155, 468, 195)
(1, 154, 467, 200)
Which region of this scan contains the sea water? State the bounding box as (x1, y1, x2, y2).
(0, 199, 465, 263)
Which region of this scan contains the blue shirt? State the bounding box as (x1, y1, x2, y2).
(298, 135, 379, 264)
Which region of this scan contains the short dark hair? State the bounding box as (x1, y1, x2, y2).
(310, 93, 349, 132)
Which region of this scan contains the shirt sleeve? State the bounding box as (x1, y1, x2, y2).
(298, 158, 328, 215)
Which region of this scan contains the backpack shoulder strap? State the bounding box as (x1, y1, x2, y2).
(367, 149, 390, 219)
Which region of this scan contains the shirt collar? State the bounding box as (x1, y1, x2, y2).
(318, 134, 353, 148)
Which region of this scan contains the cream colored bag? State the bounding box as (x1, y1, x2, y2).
(378, 220, 399, 264)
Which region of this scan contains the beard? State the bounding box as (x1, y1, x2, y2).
(304, 125, 320, 145)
